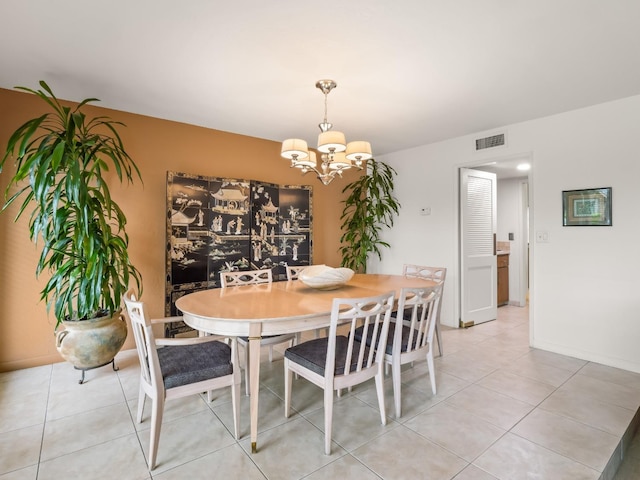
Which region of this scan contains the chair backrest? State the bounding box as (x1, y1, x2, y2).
(285, 265, 306, 281)
(220, 269, 273, 287)
(123, 290, 162, 395)
(402, 264, 447, 284)
(327, 291, 395, 378)
(394, 284, 443, 355)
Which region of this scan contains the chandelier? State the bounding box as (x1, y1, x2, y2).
(281, 80, 372, 185)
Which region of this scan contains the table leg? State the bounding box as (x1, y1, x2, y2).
(248, 323, 262, 453)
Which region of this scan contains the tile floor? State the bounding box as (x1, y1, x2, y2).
(1, 305, 640, 480)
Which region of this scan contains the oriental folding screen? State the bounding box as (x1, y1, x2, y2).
(165, 171, 312, 331)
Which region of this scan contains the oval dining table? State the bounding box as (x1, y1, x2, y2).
(175, 273, 436, 453)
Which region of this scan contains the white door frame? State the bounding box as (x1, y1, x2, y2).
(452, 152, 533, 328)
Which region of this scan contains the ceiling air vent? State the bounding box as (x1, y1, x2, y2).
(475, 133, 505, 151)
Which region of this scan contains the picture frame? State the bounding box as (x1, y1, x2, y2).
(562, 187, 612, 226)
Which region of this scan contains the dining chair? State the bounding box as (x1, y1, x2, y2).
(123, 290, 240, 470)
(285, 264, 306, 280)
(286, 264, 328, 339)
(221, 269, 297, 395)
(402, 264, 447, 356)
(284, 291, 395, 455)
(355, 284, 443, 418)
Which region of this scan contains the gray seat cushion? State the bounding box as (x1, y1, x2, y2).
(157, 341, 233, 389)
(284, 336, 369, 376)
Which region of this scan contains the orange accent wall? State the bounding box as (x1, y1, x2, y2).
(0, 87, 351, 371)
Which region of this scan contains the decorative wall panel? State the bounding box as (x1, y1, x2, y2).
(165, 172, 312, 326)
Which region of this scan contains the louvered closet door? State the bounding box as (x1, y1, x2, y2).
(460, 168, 497, 326)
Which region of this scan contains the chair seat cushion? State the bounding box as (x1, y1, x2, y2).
(354, 321, 421, 355)
(284, 336, 368, 376)
(157, 341, 233, 389)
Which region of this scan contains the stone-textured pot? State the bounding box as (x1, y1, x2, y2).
(55, 310, 127, 370)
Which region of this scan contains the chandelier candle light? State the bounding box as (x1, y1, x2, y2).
(281, 80, 373, 185)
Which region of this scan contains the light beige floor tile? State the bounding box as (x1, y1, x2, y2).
(445, 385, 534, 430)
(578, 362, 640, 389)
(138, 409, 237, 473)
(282, 374, 335, 416)
(560, 374, 640, 411)
(117, 369, 142, 401)
(538, 388, 635, 437)
(352, 425, 468, 480)
(456, 343, 529, 370)
(305, 454, 381, 480)
(41, 402, 135, 461)
(504, 355, 576, 387)
(129, 392, 213, 432)
(305, 395, 398, 452)
(434, 353, 497, 383)
(0, 390, 47, 434)
(452, 464, 499, 479)
(0, 365, 51, 401)
(46, 372, 125, 420)
(0, 465, 38, 480)
(211, 384, 296, 438)
(476, 370, 556, 405)
(37, 434, 150, 480)
(474, 433, 600, 480)
(512, 408, 619, 472)
(239, 417, 346, 480)
(405, 402, 506, 462)
(0, 425, 42, 475)
(525, 348, 588, 373)
(153, 443, 266, 479)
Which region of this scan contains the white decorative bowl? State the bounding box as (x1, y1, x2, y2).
(298, 265, 355, 290)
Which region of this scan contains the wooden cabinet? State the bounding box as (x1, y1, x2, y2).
(497, 254, 509, 306)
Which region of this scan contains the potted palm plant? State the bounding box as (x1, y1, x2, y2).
(340, 159, 400, 272)
(0, 81, 142, 379)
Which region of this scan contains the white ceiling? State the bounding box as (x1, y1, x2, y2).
(1, 0, 639, 160)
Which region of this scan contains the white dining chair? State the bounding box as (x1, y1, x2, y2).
(355, 284, 442, 418)
(402, 264, 447, 356)
(123, 290, 240, 470)
(285, 264, 306, 281)
(284, 291, 395, 455)
(286, 264, 328, 339)
(221, 269, 297, 395)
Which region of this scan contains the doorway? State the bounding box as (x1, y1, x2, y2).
(459, 153, 532, 326)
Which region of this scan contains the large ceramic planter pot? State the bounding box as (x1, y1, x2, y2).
(55, 310, 127, 370)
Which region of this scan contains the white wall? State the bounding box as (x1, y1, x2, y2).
(372, 94, 640, 373)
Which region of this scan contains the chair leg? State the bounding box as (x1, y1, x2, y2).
(244, 344, 251, 396)
(136, 381, 146, 423)
(375, 367, 387, 425)
(435, 322, 443, 357)
(324, 387, 334, 455)
(269, 345, 273, 362)
(391, 359, 402, 418)
(148, 396, 164, 470)
(427, 351, 437, 395)
(231, 376, 240, 439)
(284, 359, 293, 418)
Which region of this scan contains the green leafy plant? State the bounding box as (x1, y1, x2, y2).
(0, 81, 142, 327)
(339, 159, 400, 272)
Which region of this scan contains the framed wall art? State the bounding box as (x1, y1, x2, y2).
(562, 187, 612, 226)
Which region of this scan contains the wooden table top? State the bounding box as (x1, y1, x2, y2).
(175, 273, 436, 336)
